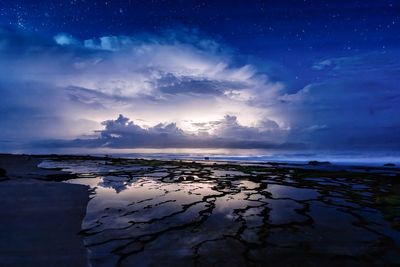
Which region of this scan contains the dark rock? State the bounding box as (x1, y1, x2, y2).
(204, 157, 210, 160)
(384, 163, 396, 167)
(45, 173, 78, 181)
(186, 175, 195, 181)
(177, 176, 185, 181)
(0, 167, 6, 177)
(308, 161, 331, 166)
(392, 218, 400, 230)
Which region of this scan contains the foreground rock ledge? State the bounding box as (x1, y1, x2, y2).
(0, 154, 90, 267)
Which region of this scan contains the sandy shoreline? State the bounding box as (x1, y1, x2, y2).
(0, 154, 90, 267)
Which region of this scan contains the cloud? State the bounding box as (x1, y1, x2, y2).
(1, 27, 400, 152)
(213, 115, 284, 142)
(54, 33, 80, 46)
(96, 114, 284, 147)
(312, 59, 335, 70)
(0, 27, 282, 144)
(0, 80, 102, 141)
(279, 52, 400, 150)
(155, 75, 247, 96)
(311, 52, 400, 80)
(100, 114, 146, 137)
(33, 114, 298, 150)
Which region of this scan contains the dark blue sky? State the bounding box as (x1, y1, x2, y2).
(1, 1, 399, 89)
(0, 1, 399, 152)
(2, 1, 398, 50)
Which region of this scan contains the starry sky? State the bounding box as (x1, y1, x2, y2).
(0, 0, 399, 153)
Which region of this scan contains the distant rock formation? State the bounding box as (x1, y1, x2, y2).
(384, 163, 396, 167)
(308, 160, 331, 166)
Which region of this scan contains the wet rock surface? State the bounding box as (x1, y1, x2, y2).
(40, 156, 400, 267)
(0, 154, 91, 267)
(0, 167, 6, 177)
(0, 179, 90, 267)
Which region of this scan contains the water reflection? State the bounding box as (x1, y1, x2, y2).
(41, 158, 400, 267)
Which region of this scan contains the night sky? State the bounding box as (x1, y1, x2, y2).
(0, 1, 399, 152)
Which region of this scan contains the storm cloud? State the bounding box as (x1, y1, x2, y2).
(35, 114, 300, 150)
(1, 27, 399, 151)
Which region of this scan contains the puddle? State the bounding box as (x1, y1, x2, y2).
(38, 158, 400, 266)
(267, 184, 319, 200)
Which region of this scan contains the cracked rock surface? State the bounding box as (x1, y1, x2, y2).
(40, 157, 400, 267)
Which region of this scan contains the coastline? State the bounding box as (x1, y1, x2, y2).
(0, 153, 399, 266)
(0, 154, 90, 267)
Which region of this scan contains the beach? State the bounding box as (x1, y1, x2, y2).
(0, 154, 399, 266)
(0, 154, 90, 267)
